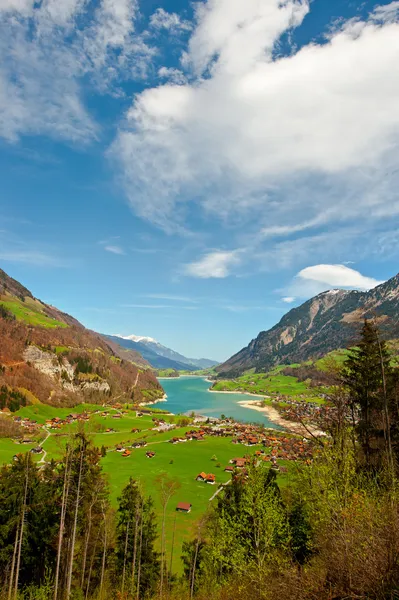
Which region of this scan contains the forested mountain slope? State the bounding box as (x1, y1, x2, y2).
(0, 268, 163, 408)
(218, 273, 399, 376)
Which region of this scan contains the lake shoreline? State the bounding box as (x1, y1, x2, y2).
(237, 399, 325, 437)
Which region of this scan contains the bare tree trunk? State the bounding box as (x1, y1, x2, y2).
(121, 521, 130, 596)
(190, 537, 200, 600)
(136, 498, 144, 600)
(8, 521, 20, 600)
(14, 458, 29, 600)
(66, 444, 84, 599)
(169, 513, 177, 583)
(99, 504, 107, 600)
(160, 504, 166, 598)
(131, 504, 139, 597)
(54, 450, 70, 600)
(81, 501, 93, 588)
(85, 529, 100, 600)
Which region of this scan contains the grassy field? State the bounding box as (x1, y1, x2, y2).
(0, 403, 294, 572)
(0, 296, 67, 328)
(212, 369, 320, 399)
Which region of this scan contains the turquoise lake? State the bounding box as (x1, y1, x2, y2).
(152, 376, 280, 428)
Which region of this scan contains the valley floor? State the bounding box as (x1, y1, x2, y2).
(0, 403, 301, 572)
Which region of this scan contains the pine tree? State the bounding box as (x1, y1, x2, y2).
(343, 320, 393, 471)
(115, 477, 160, 599)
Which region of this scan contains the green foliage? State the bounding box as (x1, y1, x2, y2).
(0, 298, 67, 328)
(115, 477, 161, 597)
(343, 320, 394, 471)
(0, 385, 27, 412)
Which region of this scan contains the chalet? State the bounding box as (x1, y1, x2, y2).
(146, 451, 156, 459)
(247, 437, 258, 446)
(112, 413, 122, 419)
(116, 444, 125, 452)
(196, 472, 207, 481)
(230, 458, 246, 468)
(206, 474, 216, 485)
(176, 502, 192, 513)
(122, 450, 131, 457)
(21, 438, 33, 444)
(31, 446, 43, 454)
(224, 466, 234, 473)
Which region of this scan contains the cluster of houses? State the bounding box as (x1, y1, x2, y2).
(13, 415, 39, 435)
(196, 472, 216, 484)
(44, 412, 91, 429)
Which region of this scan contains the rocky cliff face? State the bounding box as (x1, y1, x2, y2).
(0, 269, 163, 407)
(218, 274, 399, 376)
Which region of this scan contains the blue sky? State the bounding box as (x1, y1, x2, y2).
(1, 0, 399, 362)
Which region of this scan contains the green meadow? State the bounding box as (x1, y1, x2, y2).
(212, 369, 318, 397)
(0, 403, 293, 571)
(0, 296, 67, 328)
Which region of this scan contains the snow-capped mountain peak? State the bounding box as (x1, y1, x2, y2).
(116, 334, 158, 344)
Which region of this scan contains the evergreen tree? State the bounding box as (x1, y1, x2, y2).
(289, 500, 313, 569)
(115, 477, 160, 599)
(0, 453, 59, 592)
(343, 320, 393, 471)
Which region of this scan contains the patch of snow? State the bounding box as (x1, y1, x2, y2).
(115, 334, 158, 344)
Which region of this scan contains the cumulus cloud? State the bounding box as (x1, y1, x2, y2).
(112, 0, 399, 244)
(283, 264, 384, 300)
(183, 250, 241, 278)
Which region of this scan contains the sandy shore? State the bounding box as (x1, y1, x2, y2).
(142, 393, 168, 406)
(237, 400, 325, 437)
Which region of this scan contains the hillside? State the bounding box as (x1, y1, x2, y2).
(218, 272, 399, 376)
(103, 334, 218, 371)
(0, 268, 163, 409)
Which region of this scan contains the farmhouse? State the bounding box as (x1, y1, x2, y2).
(176, 502, 192, 513)
(146, 451, 156, 459)
(196, 472, 207, 481)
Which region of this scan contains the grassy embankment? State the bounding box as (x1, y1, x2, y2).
(0, 296, 67, 328)
(212, 366, 324, 405)
(0, 403, 292, 571)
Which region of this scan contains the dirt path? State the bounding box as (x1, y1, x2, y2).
(133, 371, 140, 388)
(39, 429, 51, 464)
(209, 479, 231, 502)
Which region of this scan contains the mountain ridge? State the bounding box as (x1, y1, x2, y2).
(104, 333, 218, 371)
(0, 268, 163, 408)
(218, 273, 399, 376)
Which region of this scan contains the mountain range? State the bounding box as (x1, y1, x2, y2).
(103, 334, 218, 371)
(0, 268, 163, 408)
(218, 272, 399, 376)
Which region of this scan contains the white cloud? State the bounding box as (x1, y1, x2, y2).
(298, 264, 384, 290)
(158, 67, 187, 85)
(149, 8, 192, 32)
(113, 0, 399, 242)
(283, 264, 384, 300)
(104, 245, 125, 255)
(183, 250, 241, 278)
(282, 296, 295, 303)
(0, 0, 151, 142)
